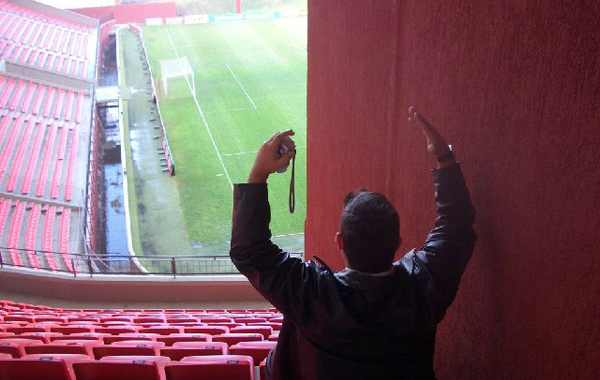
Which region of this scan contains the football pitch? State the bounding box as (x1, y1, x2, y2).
(140, 18, 307, 255)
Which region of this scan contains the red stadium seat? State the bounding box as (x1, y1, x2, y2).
(156, 333, 212, 346)
(229, 341, 277, 364)
(260, 359, 267, 380)
(0, 353, 89, 380)
(0, 338, 38, 357)
(25, 340, 100, 356)
(230, 326, 273, 339)
(73, 360, 162, 380)
(103, 333, 160, 344)
(15, 332, 63, 343)
(184, 326, 229, 335)
(100, 356, 171, 380)
(138, 326, 183, 335)
(51, 333, 108, 342)
(213, 333, 264, 346)
(160, 342, 228, 361)
(51, 326, 95, 335)
(165, 355, 254, 380)
(95, 326, 139, 335)
(93, 341, 165, 359)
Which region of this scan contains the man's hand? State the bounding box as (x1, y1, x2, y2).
(408, 106, 455, 168)
(248, 130, 296, 183)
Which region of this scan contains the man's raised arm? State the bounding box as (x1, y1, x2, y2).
(403, 107, 477, 323)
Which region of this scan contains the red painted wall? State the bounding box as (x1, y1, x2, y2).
(306, 1, 600, 379)
(71, 2, 177, 24)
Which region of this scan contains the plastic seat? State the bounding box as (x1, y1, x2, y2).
(247, 322, 283, 331)
(213, 333, 264, 345)
(184, 326, 229, 335)
(25, 340, 100, 356)
(103, 333, 159, 344)
(6, 325, 49, 334)
(268, 332, 279, 341)
(231, 326, 273, 339)
(260, 359, 267, 380)
(52, 333, 107, 342)
(138, 326, 183, 335)
(156, 333, 212, 346)
(100, 356, 171, 380)
(93, 341, 165, 359)
(165, 355, 254, 380)
(51, 326, 95, 335)
(0, 353, 89, 380)
(233, 317, 268, 324)
(160, 342, 228, 361)
(229, 341, 277, 363)
(19, 332, 63, 342)
(0, 338, 38, 357)
(133, 317, 165, 324)
(95, 326, 139, 335)
(73, 360, 161, 380)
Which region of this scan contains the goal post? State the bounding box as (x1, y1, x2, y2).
(160, 57, 195, 99)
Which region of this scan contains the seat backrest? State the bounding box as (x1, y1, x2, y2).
(160, 342, 228, 361)
(229, 341, 276, 363)
(73, 361, 161, 380)
(213, 333, 264, 345)
(165, 355, 253, 380)
(103, 333, 159, 344)
(0, 338, 38, 357)
(0, 354, 87, 380)
(156, 333, 212, 346)
(184, 326, 229, 335)
(230, 326, 273, 339)
(92, 344, 160, 359)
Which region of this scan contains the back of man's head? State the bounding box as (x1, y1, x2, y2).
(340, 189, 400, 273)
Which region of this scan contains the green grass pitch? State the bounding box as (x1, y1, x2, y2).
(141, 18, 307, 254)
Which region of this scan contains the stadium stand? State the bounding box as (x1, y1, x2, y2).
(0, 0, 97, 273)
(0, 300, 281, 379)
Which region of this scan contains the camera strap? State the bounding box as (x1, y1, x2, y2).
(288, 154, 295, 213)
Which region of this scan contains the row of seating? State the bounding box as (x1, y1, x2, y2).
(0, 13, 90, 56)
(0, 115, 79, 200)
(0, 77, 86, 122)
(0, 301, 284, 379)
(0, 201, 74, 271)
(0, 353, 264, 380)
(0, 0, 92, 33)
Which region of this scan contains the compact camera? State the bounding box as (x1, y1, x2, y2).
(277, 136, 296, 173)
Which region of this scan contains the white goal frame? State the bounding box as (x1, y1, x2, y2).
(160, 57, 195, 98)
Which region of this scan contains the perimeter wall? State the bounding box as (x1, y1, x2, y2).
(305, 1, 600, 379)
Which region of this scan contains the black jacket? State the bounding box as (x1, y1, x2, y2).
(230, 163, 476, 380)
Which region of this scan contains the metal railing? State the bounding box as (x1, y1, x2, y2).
(0, 247, 303, 277)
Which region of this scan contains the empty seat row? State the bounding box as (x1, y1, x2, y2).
(0, 338, 276, 362)
(0, 353, 262, 380)
(0, 77, 86, 122)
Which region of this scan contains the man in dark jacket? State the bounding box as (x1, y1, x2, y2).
(230, 107, 476, 379)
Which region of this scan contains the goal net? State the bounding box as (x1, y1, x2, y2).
(160, 57, 195, 99)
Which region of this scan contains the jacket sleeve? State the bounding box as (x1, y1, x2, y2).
(401, 163, 476, 323)
(229, 183, 321, 326)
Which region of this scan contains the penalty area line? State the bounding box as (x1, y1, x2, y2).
(225, 63, 257, 110)
(164, 27, 233, 189)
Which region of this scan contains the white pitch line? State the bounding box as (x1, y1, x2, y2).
(221, 151, 257, 157)
(204, 107, 256, 114)
(165, 27, 233, 189)
(225, 63, 257, 110)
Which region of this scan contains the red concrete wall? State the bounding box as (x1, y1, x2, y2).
(72, 2, 177, 24)
(306, 1, 600, 379)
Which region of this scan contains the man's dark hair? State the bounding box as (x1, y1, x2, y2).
(340, 189, 400, 273)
